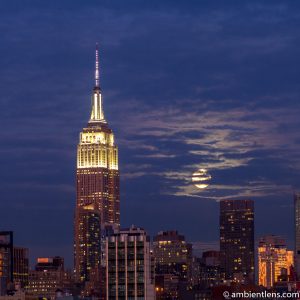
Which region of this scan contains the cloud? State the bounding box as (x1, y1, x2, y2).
(116, 95, 300, 199)
(135, 153, 176, 159)
(171, 180, 293, 201)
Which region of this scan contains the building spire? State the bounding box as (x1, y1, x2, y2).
(90, 43, 106, 123)
(95, 43, 100, 88)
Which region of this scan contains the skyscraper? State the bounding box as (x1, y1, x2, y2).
(294, 193, 300, 278)
(13, 247, 29, 288)
(153, 230, 192, 279)
(76, 205, 101, 283)
(220, 200, 254, 282)
(74, 46, 120, 283)
(0, 231, 13, 295)
(258, 235, 294, 289)
(105, 226, 155, 300)
(153, 230, 192, 299)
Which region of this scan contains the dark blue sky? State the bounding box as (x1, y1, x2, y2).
(0, 1, 299, 267)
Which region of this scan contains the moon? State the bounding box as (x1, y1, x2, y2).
(192, 169, 212, 189)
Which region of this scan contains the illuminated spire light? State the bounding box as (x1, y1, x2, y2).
(95, 43, 100, 88)
(90, 43, 106, 123)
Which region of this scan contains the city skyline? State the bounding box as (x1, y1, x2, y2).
(0, 1, 300, 268)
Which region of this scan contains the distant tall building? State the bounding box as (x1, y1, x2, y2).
(153, 230, 192, 279)
(76, 204, 101, 283)
(74, 45, 120, 283)
(220, 200, 254, 282)
(153, 230, 192, 299)
(13, 247, 29, 288)
(295, 193, 300, 278)
(105, 226, 155, 300)
(0, 232, 13, 296)
(189, 251, 221, 289)
(258, 235, 294, 289)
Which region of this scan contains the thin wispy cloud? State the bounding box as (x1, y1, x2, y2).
(115, 96, 300, 201)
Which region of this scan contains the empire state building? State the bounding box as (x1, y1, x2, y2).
(74, 46, 120, 282)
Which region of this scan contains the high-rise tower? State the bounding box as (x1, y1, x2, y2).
(105, 226, 155, 300)
(74, 45, 120, 283)
(220, 200, 254, 282)
(294, 193, 300, 278)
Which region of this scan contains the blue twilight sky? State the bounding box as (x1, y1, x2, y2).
(0, 0, 299, 267)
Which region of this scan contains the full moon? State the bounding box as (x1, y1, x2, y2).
(192, 169, 212, 189)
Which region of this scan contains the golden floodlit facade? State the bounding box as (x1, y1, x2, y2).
(74, 46, 120, 283)
(258, 235, 294, 289)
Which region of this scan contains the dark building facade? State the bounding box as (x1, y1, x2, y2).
(0, 231, 13, 295)
(26, 257, 72, 300)
(74, 46, 120, 283)
(13, 247, 29, 288)
(220, 200, 254, 282)
(35, 256, 64, 271)
(153, 230, 192, 279)
(294, 193, 300, 278)
(76, 205, 101, 283)
(153, 230, 192, 299)
(190, 251, 221, 289)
